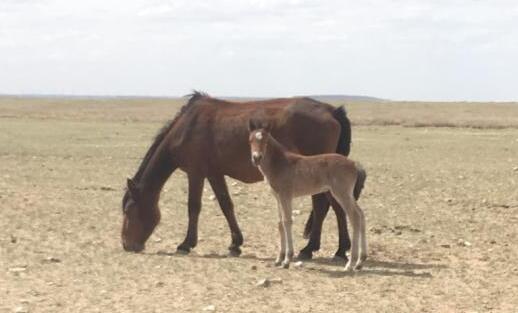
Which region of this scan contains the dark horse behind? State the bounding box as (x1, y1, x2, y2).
(121, 91, 366, 260)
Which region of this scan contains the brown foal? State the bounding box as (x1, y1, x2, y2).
(249, 121, 367, 271)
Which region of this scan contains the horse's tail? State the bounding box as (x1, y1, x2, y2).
(353, 162, 367, 200)
(332, 106, 351, 156)
(332, 106, 366, 200)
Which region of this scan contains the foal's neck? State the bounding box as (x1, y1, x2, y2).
(259, 135, 289, 177)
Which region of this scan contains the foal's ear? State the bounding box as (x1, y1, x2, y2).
(263, 120, 273, 132)
(126, 178, 140, 199)
(248, 118, 258, 131)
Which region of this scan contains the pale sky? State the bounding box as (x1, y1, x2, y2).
(1, 0, 517, 101)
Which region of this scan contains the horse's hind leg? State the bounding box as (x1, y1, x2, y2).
(177, 173, 205, 254)
(302, 210, 313, 240)
(328, 194, 351, 261)
(208, 175, 243, 256)
(298, 193, 330, 260)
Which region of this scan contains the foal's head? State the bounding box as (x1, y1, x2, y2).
(248, 119, 271, 166)
(121, 178, 160, 252)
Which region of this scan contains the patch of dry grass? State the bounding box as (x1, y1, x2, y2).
(1, 96, 517, 129)
(341, 100, 518, 129)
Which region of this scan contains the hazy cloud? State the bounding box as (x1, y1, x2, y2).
(0, 0, 517, 100)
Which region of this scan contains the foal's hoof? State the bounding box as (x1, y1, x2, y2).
(297, 250, 313, 260)
(228, 246, 242, 257)
(176, 245, 191, 255)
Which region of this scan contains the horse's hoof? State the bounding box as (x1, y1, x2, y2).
(176, 245, 191, 255)
(344, 262, 353, 272)
(274, 259, 282, 267)
(281, 262, 290, 269)
(228, 247, 242, 257)
(297, 250, 313, 260)
(332, 253, 348, 263)
(354, 263, 363, 271)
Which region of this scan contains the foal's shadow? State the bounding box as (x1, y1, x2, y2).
(308, 259, 445, 278)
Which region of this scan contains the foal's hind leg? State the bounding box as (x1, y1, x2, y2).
(208, 175, 243, 256)
(332, 193, 360, 271)
(356, 203, 368, 268)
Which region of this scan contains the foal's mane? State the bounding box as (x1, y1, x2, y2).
(130, 90, 209, 183)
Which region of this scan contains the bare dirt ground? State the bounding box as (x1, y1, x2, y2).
(1, 97, 517, 312)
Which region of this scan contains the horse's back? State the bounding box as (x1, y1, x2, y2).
(171, 96, 341, 179)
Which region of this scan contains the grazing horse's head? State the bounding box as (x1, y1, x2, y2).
(248, 119, 271, 166)
(121, 178, 160, 252)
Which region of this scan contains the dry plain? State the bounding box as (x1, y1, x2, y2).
(1, 97, 517, 312)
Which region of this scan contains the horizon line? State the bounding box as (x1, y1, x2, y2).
(1, 93, 517, 103)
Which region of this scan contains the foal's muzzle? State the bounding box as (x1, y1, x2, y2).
(252, 153, 262, 166)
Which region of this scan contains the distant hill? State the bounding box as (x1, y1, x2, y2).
(221, 94, 387, 102)
(306, 95, 387, 102)
(0, 93, 387, 102)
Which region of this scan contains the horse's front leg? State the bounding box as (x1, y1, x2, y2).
(177, 173, 205, 254)
(208, 175, 243, 256)
(280, 197, 294, 269)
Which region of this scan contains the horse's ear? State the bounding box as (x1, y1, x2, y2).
(126, 178, 140, 199)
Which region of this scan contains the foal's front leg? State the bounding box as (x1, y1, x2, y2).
(279, 197, 294, 269)
(274, 196, 286, 267)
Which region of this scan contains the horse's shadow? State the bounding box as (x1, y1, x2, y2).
(151, 250, 444, 278)
(152, 250, 275, 262)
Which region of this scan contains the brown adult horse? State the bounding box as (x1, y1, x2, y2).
(121, 91, 365, 259)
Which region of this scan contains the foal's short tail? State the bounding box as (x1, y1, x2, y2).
(353, 162, 367, 200)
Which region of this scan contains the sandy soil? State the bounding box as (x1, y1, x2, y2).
(1, 98, 517, 312)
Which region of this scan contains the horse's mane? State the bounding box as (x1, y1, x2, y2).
(131, 90, 209, 183)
